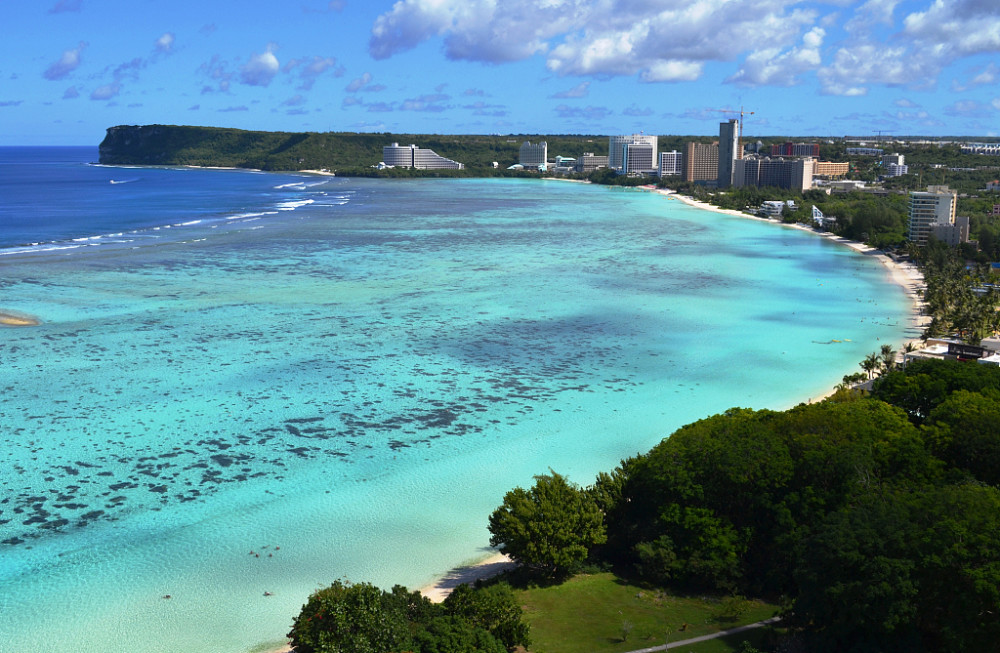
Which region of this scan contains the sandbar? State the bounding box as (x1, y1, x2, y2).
(0, 309, 41, 327)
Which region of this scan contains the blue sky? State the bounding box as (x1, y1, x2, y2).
(2, 0, 999, 145)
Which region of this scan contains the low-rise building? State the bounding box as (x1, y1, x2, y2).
(812, 161, 849, 178)
(930, 215, 970, 246)
(382, 143, 464, 169)
(574, 153, 608, 173)
(847, 147, 884, 156)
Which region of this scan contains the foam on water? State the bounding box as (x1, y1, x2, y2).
(0, 165, 914, 653)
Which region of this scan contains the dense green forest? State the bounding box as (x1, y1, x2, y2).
(292, 359, 1000, 653)
(99, 125, 1000, 257)
(97, 124, 610, 172)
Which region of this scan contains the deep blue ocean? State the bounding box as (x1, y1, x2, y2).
(0, 146, 915, 653)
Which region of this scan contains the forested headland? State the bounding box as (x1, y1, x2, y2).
(290, 358, 1000, 653)
(96, 124, 609, 173)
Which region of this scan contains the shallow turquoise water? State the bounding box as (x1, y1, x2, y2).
(0, 174, 913, 652)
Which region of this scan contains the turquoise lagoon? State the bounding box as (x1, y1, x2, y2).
(0, 154, 914, 652)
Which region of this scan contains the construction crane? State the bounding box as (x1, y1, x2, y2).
(711, 106, 755, 157)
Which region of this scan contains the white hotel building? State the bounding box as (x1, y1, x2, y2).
(382, 143, 464, 170)
(609, 134, 658, 174)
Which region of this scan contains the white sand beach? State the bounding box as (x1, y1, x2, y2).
(267, 553, 515, 653)
(418, 552, 515, 603)
(655, 188, 929, 341)
(267, 184, 928, 653)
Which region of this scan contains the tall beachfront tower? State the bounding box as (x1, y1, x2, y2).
(717, 119, 739, 188)
(683, 142, 718, 182)
(519, 141, 547, 168)
(609, 134, 657, 171)
(908, 185, 956, 245)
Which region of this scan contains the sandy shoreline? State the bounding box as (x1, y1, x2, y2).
(263, 181, 927, 653)
(656, 188, 929, 339)
(265, 553, 514, 652)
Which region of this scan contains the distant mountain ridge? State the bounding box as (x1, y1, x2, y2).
(98, 125, 611, 172)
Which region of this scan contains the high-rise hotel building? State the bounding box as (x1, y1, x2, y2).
(908, 186, 957, 245)
(717, 119, 739, 188)
(683, 142, 719, 183)
(609, 134, 658, 172)
(519, 141, 548, 168)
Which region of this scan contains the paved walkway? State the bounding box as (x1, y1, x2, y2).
(622, 617, 781, 653)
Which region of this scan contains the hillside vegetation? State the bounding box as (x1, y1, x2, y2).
(97, 124, 609, 172)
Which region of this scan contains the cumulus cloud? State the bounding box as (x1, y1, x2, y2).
(554, 104, 613, 121)
(90, 82, 121, 100)
(945, 99, 994, 117)
(894, 98, 919, 107)
(44, 43, 86, 80)
(639, 60, 703, 83)
(241, 45, 280, 87)
(727, 27, 824, 86)
(0, 100, 24, 107)
(199, 55, 232, 93)
(345, 72, 382, 92)
(365, 0, 1000, 94)
(550, 81, 590, 99)
(463, 100, 507, 117)
(366, 102, 395, 112)
(952, 62, 1000, 91)
(622, 104, 653, 117)
(155, 33, 175, 54)
(285, 55, 343, 90)
(844, 0, 901, 35)
(401, 93, 450, 112)
(283, 94, 307, 107)
(822, 0, 1000, 95)
(369, 0, 818, 84)
(63, 86, 80, 99)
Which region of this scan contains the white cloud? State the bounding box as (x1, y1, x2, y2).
(345, 72, 371, 92)
(90, 82, 121, 100)
(369, 0, 818, 83)
(365, 0, 1000, 93)
(286, 56, 342, 90)
(554, 104, 613, 121)
(155, 33, 175, 54)
(952, 62, 1000, 91)
(639, 60, 703, 82)
(550, 81, 590, 98)
(894, 98, 919, 108)
(401, 93, 450, 112)
(727, 27, 824, 86)
(844, 0, 901, 35)
(44, 43, 86, 80)
(240, 45, 280, 87)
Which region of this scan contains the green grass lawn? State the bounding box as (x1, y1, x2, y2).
(514, 573, 780, 653)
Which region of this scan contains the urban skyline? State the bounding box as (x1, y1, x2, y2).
(3, 1, 1000, 146)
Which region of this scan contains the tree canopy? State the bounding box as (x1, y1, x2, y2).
(287, 580, 529, 653)
(488, 470, 606, 577)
